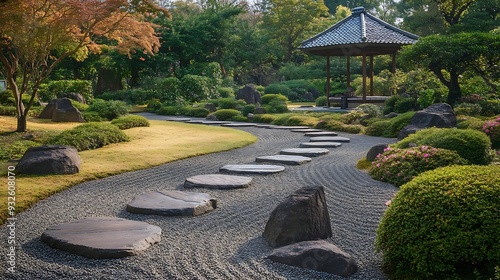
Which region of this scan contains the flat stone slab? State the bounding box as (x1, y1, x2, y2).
(127, 190, 216, 216)
(256, 155, 312, 165)
(273, 126, 310, 130)
(304, 131, 338, 137)
(291, 129, 323, 133)
(221, 123, 256, 127)
(256, 124, 276, 128)
(41, 217, 161, 259)
(300, 142, 342, 148)
(220, 164, 285, 174)
(200, 121, 231, 125)
(309, 136, 350, 143)
(164, 117, 192, 122)
(280, 148, 330, 157)
(184, 174, 252, 189)
(185, 120, 206, 124)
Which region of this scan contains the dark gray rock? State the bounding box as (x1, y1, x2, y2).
(384, 112, 399, 118)
(39, 98, 85, 122)
(41, 217, 161, 259)
(398, 103, 456, 139)
(263, 186, 332, 247)
(205, 113, 218, 121)
(60, 92, 86, 104)
(255, 155, 312, 165)
(184, 174, 252, 189)
(16, 145, 81, 175)
(254, 107, 267, 114)
(366, 144, 388, 161)
(127, 190, 217, 216)
(219, 164, 285, 175)
(204, 103, 217, 113)
(236, 84, 261, 104)
(267, 240, 358, 277)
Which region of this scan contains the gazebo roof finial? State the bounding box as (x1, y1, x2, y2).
(351, 6, 366, 15)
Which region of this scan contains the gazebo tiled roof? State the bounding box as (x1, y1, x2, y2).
(300, 7, 419, 56)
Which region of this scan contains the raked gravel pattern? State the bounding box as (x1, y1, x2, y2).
(1, 117, 397, 280)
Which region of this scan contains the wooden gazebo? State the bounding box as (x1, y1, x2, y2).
(299, 7, 419, 107)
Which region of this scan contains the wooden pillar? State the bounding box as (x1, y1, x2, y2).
(370, 55, 374, 96)
(326, 55, 331, 107)
(362, 53, 367, 103)
(346, 56, 351, 88)
(391, 53, 396, 74)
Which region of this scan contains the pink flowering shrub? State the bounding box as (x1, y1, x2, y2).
(368, 146, 467, 187)
(482, 116, 500, 149)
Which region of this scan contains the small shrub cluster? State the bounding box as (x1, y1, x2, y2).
(261, 94, 288, 105)
(111, 115, 150, 130)
(314, 119, 363, 134)
(177, 106, 210, 118)
(86, 99, 130, 120)
(82, 111, 106, 122)
(456, 116, 485, 131)
(252, 114, 277, 123)
(369, 146, 467, 186)
(482, 116, 500, 148)
(454, 102, 482, 116)
(211, 109, 242, 121)
(365, 112, 416, 138)
(383, 95, 417, 114)
(0, 131, 58, 160)
(241, 104, 255, 116)
(315, 96, 327, 106)
(48, 123, 130, 151)
(38, 80, 93, 103)
(376, 165, 500, 279)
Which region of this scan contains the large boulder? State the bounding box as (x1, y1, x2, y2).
(39, 98, 85, 122)
(267, 240, 358, 277)
(398, 103, 456, 140)
(263, 186, 332, 247)
(60, 92, 87, 104)
(16, 145, 81, 175)
(236, 84, 261, 104)
(366, 144, 388, 161)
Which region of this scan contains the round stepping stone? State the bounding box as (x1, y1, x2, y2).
(221, 123, 256, 127)
(291, 128, 323, 133)
(184, 174, 252, 189)
(41, 217, 161, 259)
(304, 131, 338, 137)
(309, 136, 350, 143)
(256, 155, 312, 165)
(300, 142, 342, 148)
(280, 148, 330, 157)
(127, 190, 216, 216)
(220, 164, 285, 175)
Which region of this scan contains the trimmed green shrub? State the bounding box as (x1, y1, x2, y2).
(179, 107, 210, 118)
(86, 99, 130, 120)
(180, 74, 212, 102)
(315, 96, 327, 107)
(314, 119, 363, 134)
(264, 84, 292, 97)
(0, 90, 15, 106)
(38, 80, 93, 103)
(454, 102, 482, 116)
(376, 165, 500, 279)
(369, 146, 467, 187)
(365, 120, 391, 137)
(111, 115, 150, 130)
(252, 114, 277, 123)
(217, 98, 239, 109)
(69, 99, 89, 112)
(212, 109, 242, 121)
(355, 104, 381, 118)
(82, 111, 105, 122)
(365, 112, 416, 138)
(393, 127, 492, 165)
(278, 115, 318, 127)
(217, 87, 235, 98)
(241, 104, 255, 116)
(456, 116, 485, 131)
(146, 99, 162, 111)
(260, 94, 289, 105)
(482, 116, 500, 148)
(229, 115, 247, 122)
(264, 99, 289, 114)
(48, 123, 130, 151)
(157, 106, 179, 116)
(394, 97, 417, 113)
(479, 99, 500, 116)
(0, 105, 16, 116)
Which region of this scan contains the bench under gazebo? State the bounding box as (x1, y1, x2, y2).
(299, 7, 419, 108)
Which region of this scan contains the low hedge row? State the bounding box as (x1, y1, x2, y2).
(48, 123, 130, 151)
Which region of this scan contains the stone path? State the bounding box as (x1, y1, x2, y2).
(184, 174, 252, 189)
(220, 164, 286, 174)
(280, 148, 330, 157)
(309, 136, 351, 142)
(300, 142, 342, 148)
(2, 112, 397, 280)
(255, 155, 312, 165)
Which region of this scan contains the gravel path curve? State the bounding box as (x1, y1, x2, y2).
(2, 114, 397, 280)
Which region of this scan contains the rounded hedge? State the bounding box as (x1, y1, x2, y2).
(111, 115, 150, 130)
(369, 146, 467, 187)
(393, 127, 492, 165)
(86, 99, 130, 120)
(260, 94, 288, 105)
(48, 123, 130, 151)
(482, 116, 500, 149)
(376, 165, 500, 279)
(212, 109, 242, 121)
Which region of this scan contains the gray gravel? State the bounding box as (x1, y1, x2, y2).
(1, 115, 397, 280)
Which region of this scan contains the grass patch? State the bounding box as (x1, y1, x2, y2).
(0, 116, 256, 224)
(356, 158, 372, 170)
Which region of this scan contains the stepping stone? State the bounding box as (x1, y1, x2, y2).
(304, 131, 338, 137)
(127, 190, 216, 216)
(165, 117, 191, 122)
(41, 217, 161, 259)
(291, 128, 323, 133)
(256, 155, 312, 165)
(309, 136, 350, 143)
(184, 174, 252, 189)
(220, 164, 285, 175)
(200, 121, 230, 125)
(273, 126, 310, 130)
(256, 124, 277, 128)
(280, 148, 330, 157)
(221, 123, 256, 127)
(300, 142, 342, 148)
(185, 120, 205, 124)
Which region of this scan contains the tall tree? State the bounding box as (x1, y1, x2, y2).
(0, 0, 166, 132)
(262, 0, 329, 62)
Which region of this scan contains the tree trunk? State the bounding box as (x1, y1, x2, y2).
(447, 70, 461, 106)
(16, 114, 27, 132)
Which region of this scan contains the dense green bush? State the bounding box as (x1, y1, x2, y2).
(252, 114, 277, 123)
(217, 98, 240, 109)
(99, 88, 153, 105)
(178, 106, 210, 118)
(454, 102, 482, 116)
(140, 76, 184, 106)
(273, 115, 317, 127)
(48, 123, 130, 151)
(217, 87, 235, 98)
(314, 119, 363, 134)
(241, 104, 255, 116)
(260, 94, 289, 105)
(180, 74, 213, 102)
(212, 109, 242, 121)
(479, 99, 500, 116)
(393, 127, 492, 165)
(264, 84, 292, 97)
(0, 105, 16, 116)
(146, 99, 163, 111)
(383, 95, 417, 114)
(86, 99, 130, 120)
(157, 106, 179, 116)
(69, 99, 89, 112)
(111, 115, 150, 130)
(456, 116, 485, 131)
(482, 116, 500, 148)
(315, 96, 327, 106)
(0, 90, 15, 106)
(82, 111, 105, 122)
(365, 112, 415, 138)
(376, 165, 500, 279)
(38, 80, 93, 103)
(355, 104, 382, 118)
(369, 146, 467, 186)
(264, 99, 289, 113)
